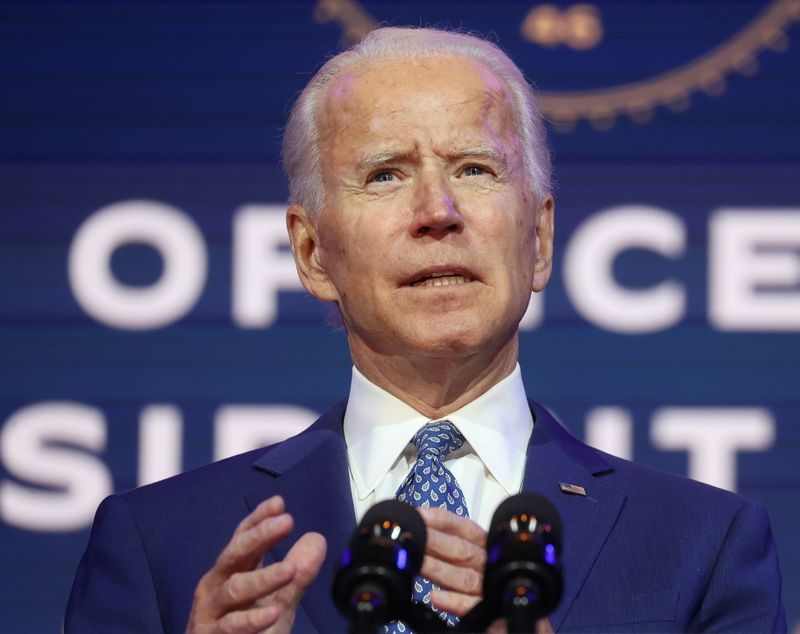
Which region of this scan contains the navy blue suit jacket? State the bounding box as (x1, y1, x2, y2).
(66, 400, 786, 632)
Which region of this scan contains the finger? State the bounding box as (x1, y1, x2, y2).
(420, 554, 482, 596)
(282, 532, 327, 591)
(216, 561, 296, 611)
(429, 588, 481, 618)
(418, 507, 487, 547)
(214, 513, 294, 577)
(426, 526, 485, 570)
(537, 616, 554, 634)
(216, 604, 280, 634)
(235, 496, 285, 535)
(254, 533, 327, 629)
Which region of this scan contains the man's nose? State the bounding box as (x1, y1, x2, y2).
(409, 173, 464, 238)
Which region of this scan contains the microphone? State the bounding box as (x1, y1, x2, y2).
(481, 493, 563, 632)
(332, 500, 427, 632)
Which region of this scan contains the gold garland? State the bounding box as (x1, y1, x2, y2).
(313, 0, 800, 132)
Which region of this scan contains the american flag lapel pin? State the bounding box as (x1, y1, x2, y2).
(559, 482, 587, 497)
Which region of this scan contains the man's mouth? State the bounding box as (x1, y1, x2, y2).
(407, 270, 476, 288)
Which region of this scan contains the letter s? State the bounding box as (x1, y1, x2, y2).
(1, 402, 112, 532)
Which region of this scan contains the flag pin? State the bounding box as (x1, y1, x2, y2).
(559, 482, 587, 496)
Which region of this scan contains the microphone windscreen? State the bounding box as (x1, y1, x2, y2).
(490, 492, 562, 548)
(332, 499, 428, 626)
(362, 499, 427, 537)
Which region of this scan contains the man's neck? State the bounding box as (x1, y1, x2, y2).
(349, 336, 519, 419)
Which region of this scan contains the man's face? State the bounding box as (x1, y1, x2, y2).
(296, 54, 553, 362)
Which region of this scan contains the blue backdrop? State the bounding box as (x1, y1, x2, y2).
(1, 1, 798, 630)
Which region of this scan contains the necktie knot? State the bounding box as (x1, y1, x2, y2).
(411, 421, 465, 460)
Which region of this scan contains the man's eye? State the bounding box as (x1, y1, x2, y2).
(462, 165, 487, 177)
(370, 171, 395, 183)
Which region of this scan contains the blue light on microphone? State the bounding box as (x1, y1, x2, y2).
(396, 547, 408, 570)
(545, 543, 557, 566)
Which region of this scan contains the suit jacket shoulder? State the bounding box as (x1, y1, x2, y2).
(66, 400, 354, 633)
(527, 400, 786, 632)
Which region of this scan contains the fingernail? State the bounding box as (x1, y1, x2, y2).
(267, 513, 290, 529)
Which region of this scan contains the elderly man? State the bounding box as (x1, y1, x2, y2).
(67, 27, 785, 633)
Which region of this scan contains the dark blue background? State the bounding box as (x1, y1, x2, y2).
(1, 1, 798, 630)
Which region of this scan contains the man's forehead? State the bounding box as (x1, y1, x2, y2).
(318, 56, 519, 178)
(318, 55, 515, 142)
(337, 52, 504, 84)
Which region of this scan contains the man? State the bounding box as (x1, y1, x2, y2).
(67, 27, 786, 632)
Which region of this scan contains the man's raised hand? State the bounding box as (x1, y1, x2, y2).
(186, 495, 326, 634)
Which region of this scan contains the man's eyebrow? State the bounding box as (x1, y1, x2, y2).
(452, 145, 510, 172)
(355, 150, 415, 173)
(354, 145, 510, 173)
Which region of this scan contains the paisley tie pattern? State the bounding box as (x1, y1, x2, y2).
(386, 421, 470, 632)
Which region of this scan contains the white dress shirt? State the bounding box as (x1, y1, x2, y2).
(343, 364, 534, 530)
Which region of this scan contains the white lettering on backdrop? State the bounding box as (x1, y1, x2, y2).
(68, 200, 207, 330)
(0, 402, 777, 531)
(67, 202, 800, 333)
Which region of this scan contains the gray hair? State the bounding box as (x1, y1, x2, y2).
(281, 26, 552, 220)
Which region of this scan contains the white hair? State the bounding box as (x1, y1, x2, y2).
(281, 26, 552, 219)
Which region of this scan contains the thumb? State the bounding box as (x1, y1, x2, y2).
(284, 532, 327, 591)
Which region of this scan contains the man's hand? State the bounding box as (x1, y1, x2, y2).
(186, 495, 326, 634)
(418, 507, 487, 617)
(418, 507, 553, 634)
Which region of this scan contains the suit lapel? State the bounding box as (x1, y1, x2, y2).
(244, 401, 355, 632)
(525, 402, 626, 631)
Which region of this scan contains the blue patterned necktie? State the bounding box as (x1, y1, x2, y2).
(387, 420, 470, 632)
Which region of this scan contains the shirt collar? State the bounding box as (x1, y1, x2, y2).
(343, 364, 533, 501)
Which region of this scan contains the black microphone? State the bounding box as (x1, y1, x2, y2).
(332, 500, 427, 633)
(481, 493, 563, 632)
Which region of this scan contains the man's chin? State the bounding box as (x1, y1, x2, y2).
(403, 327, 499, 360)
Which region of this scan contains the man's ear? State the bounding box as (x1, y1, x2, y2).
(532, 196, 554, 292)
(286, 204, 339, 302)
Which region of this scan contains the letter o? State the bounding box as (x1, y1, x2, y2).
(68, 200, 207, 330)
